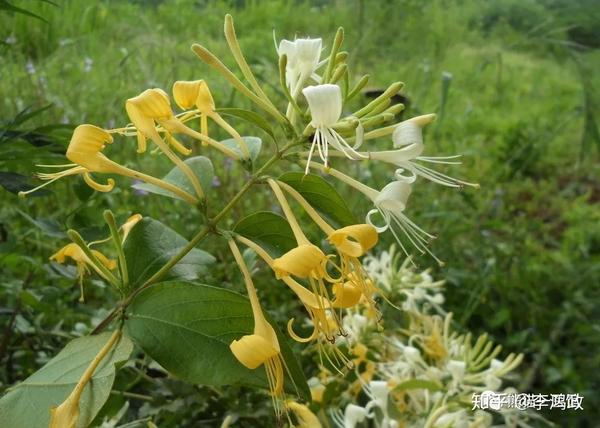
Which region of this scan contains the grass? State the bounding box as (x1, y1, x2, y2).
(1, 0, 599, 426)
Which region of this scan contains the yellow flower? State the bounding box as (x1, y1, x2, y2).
(237, 236, 351, 372)
(227, 240, 285, 415)
(127, 87, 242, 160)
(286, 401, 322, 428)
(20, 125, 198, 204)
(272, 244, 328, 279)
(51, 243, 116, 302)
(172, 80, 249, 158)
(328, 224, 378, 258)
(273, 180, 381, 311)
(126, 88, 191, 155)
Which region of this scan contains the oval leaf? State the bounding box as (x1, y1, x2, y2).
(234, 211, 296, 257)
(124, 281, 310, 400)
(0, 332, 133, 428)
(132, 156, 213, 201)
(279, 172, 357, 227)
(123, 217, 215, 289)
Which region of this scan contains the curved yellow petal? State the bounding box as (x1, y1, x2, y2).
(328, 224, 378, 258)
(50, 243, 86, 264)
(272, 244, 327, 279)
(66, 125, 116, 173)
(196, 80, 215, 112)
(83, 173, 115, 192)
(127, 88, 172, 119)
(173, 80, 202, 110)
(230, 333, 279, 370)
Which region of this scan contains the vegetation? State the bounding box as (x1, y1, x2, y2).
(0, 0, 598, 426)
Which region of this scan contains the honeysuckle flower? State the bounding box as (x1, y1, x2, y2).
(303, 84, 366, 173)
(364, 114, 478, 188)
(227, 240, 285, 414)
(19, 125, 199, 204)
(364, 247, 446, 314)
(276, 180, 381, 312)
(277, 37, 323, 94)
(49, 330, 122, 428)
(50, 243, 116, 302)
(307, 163, 439, 262)
(286, 401, 322, 428)
(236, 235, 352, 372)
(267, 179, 343, 326)
(369, 180, 441, 263)
(126, 87, 243, 160)
(172, 80, 250, 158)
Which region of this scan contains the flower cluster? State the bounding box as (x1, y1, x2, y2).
(288, 247, 542, 428)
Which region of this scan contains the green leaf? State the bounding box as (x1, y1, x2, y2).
(123, 217, 215, 289)
(0, 332, 133, 428)
(132, 156, 213, 201)
(125, 280, 310, 400)
(279, 172, 357, 227)
(217, 108, 276, 141)
(234, 211, 296, 257)
(220, 136, 262, 164)
(393, 378, 443, 392)
(17, 209, 66, 238)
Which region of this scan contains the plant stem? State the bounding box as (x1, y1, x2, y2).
(92, 139, 303, 334)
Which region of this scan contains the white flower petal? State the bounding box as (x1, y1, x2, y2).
(303, 84, 342, 127)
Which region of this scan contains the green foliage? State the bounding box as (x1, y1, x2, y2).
(132, 156, 214, 201)
(0, 0, 598, 426)
(0, 332, 132, 428)
(123, 217, 215, 289)
(279, 172, 357, 227)
(234, 211, 296, 257)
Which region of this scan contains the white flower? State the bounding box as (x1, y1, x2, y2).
(365, 114, 477, 188)
(366, 180, 439, 262)
(303, 84, 365, 173)
(278, 37, 322, 93)
(305, 84, 342, 126)
(343, 404, 369, 428)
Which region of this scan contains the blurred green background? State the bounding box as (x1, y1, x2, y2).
(0, 0, 598, 426)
